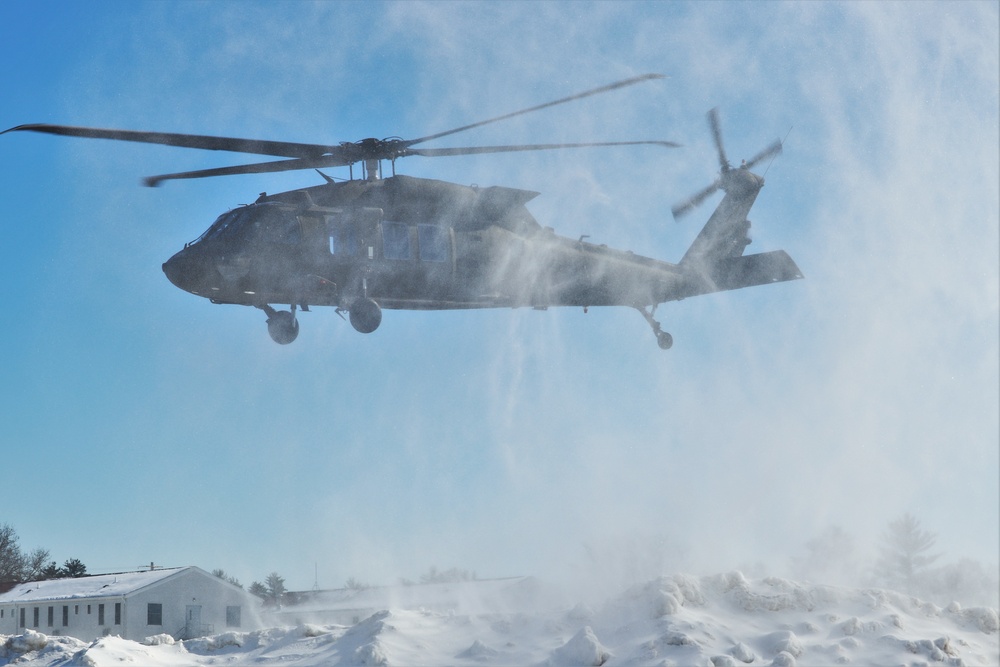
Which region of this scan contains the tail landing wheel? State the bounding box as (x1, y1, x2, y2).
(636, 305, 672, 350)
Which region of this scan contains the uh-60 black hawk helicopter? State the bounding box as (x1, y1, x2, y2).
(3, 74, 801, 349)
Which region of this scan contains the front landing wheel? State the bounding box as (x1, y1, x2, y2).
(349, 298, 382, 334)
(267, 310, 299, 345)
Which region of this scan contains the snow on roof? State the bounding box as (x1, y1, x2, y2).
(0, 567, 188, 604)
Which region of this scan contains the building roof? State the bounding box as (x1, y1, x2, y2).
(0, 567, 189, 604)
(274, 576, 558, 618)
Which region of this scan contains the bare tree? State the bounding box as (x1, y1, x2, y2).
(23, 548, 51, 581)
(0, 524, 51, 583)
(0, 524, 25, 582)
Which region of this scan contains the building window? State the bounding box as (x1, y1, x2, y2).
(87, 605, 91, 614)
(226, 605, 241, 628)
(47, 606, 54, 627)
(147, 603, 162, 626)
(63, 606, 69, 627)
(114, 603, 121, 625)
(98, 604, 105, 626)
(75, 605, 79, 615)
(33, 607, 39, 627)
(19, 608, 25, 628)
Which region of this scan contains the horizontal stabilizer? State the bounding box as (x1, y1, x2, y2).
(702, 250, 803, 293)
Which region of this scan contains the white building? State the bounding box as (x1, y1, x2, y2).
(0, 566, 261, 642)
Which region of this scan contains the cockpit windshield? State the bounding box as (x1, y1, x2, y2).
(190, 203, 299, 246)
(192, 208, 248, 245)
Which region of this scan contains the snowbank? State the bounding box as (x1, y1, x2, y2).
(1, 573, 996, 666)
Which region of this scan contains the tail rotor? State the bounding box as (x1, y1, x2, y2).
(672, 108, 782, 220)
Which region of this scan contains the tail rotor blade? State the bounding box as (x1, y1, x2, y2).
(708, 108, 729, 170)
(744, 139, 783, 171)
(672, 180, 720, 220)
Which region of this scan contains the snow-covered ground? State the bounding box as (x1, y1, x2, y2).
(2, 573, 997, 666)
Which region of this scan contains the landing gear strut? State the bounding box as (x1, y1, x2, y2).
(636, 305, 672, 350)
(260, 304, 299, 345)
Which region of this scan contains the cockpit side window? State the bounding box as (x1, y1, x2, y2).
(248, 205, 300, 245)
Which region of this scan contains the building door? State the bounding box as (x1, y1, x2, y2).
(185, 605, 202, 638)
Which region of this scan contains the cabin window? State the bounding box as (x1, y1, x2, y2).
(114, 603, 121, 625)
(19, 608, 25, 628)
(147, 603, 162, 625)
(63, 606, 69, 626)
(33, 607, 39, 627)
(47, 606, 53, 627)
(328, 224, 360, 257)
(226, 605, 242, 628)
(98, 604, 105, 625)
(418, 225, 450, 262)
(382, 222, 412, 260)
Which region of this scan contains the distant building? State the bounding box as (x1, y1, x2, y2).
(270, 576, 554, 626)
(0, 566, 261, 642)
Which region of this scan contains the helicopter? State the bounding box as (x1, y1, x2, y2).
(3, 74, 801, 349)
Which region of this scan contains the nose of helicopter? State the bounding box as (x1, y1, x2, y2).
(162, 247, 204, 295)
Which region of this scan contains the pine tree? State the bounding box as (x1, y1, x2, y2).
(40, 561, 62, 579)
(265, 572, 287, 606)
(62, 558, 87, 578)
(248, 581, 268, 599)
(212, 568, 242, 588)
(874, 513, 940, 593)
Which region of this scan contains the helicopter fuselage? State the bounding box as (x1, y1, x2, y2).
(162, 174, 690, 315)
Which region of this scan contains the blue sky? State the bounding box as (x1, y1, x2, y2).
(1, 1, 997, 593)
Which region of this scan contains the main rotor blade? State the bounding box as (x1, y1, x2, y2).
(707, 108, 729, 171)
(405, 139, 680, 158)
(406, 73, 666, 147)
(142, 156, 349, 187)
(3, 124, 337, 159)
(744, 139, 783, 171)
